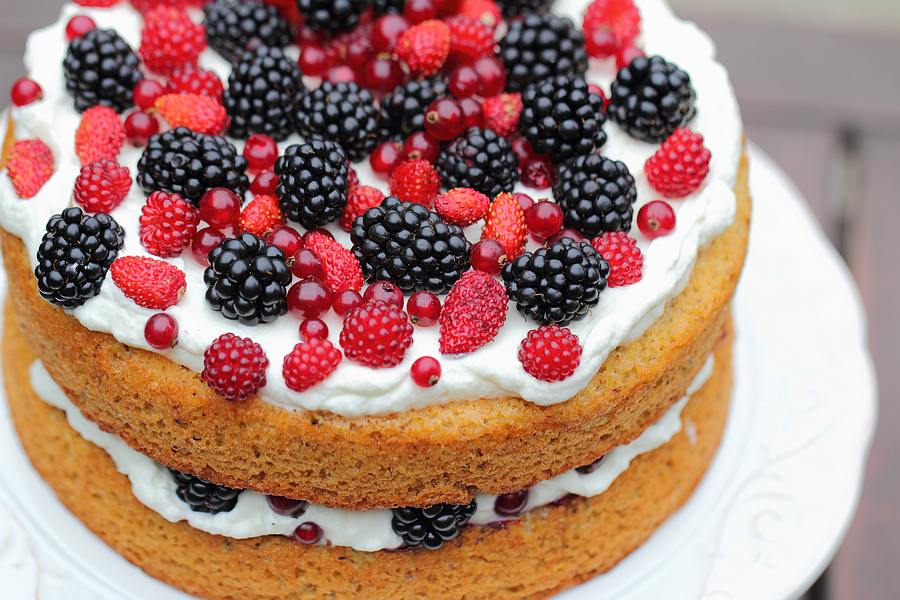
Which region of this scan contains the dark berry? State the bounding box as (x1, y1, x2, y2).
(496, 0, 553, 17)
(297, 82, 379, 162)
(63, 28, 141, 113)
(391, 501, 477, 550)
(170, 469, 242, 514)
(552, 154, 637, 237)
(204, 0, 292, 64)
(378, 76, 448, 141)
(297, 0, 370, 34)
(575, 455, 606, 474)
(275, 140, 349, 229)
(499, 13, 587, 92)
(436, 127, 519, 198)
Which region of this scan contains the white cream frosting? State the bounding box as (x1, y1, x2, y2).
(0, 0, 741, 417)
(29, 355, 713, 551)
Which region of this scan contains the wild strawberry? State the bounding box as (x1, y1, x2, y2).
(110, 255, 186, 309)
(167, 65, 224, 100)
(591, 231, 643, 287)
(139, 6, 206, 75)
(339, 300, 414, 368)
(389, 159, 441, 207)
(6, 139, 54, 198)
(74, 159, 131, 213)
(482, 93, 522, 137)
(75, 106, 125, 166)
(445, 15, 495, 62)
(340, 185, 384, 231)
(283, 338, 342, 392)
(239, 194, 284, 237)
(435, 187, 489, 227)
(518, 325, 582, 382)
(439, 270, 508, 355)
(139, 191, 199, 258)
(482, 192, 527, 259)
(202, 332, 268, 401)
(583, 0, 641, 50)
(303, 230, 364, 293)
(645, 128, 711, 198)
(457, 0, 502, 30)
(394, 20, 450, 76)
(155, 93, 228, 135)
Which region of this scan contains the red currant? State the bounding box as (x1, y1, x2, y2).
(363, 280, 404, 308)
(133, 79, 165, 111)
(525, 201, 563, 241)
(362, 56, 404, 93)
(10, 78, 42, 107)
(293, 522, 323, 545)
(250, 170, 278, 196)
(124, 111, 160, 146)
(299, 318, 329, 341)
(407, 291, 441, 326)
(288, 279, 333, 320)
(267, 496, 308, 518)
(144, 313, 178, 349)
(637, 200, 676, 239)
(494, 490, 528, 516)
(548, 228, 586, 245)
(243, 134, 278, 172)
(199, 188, 241, 229)
(448, 65, 482, 98)
(291, 248, 325, 280)
(65, 15, 96, 40)
(325, 65, 357, 84)
(424, 98, 463, 142)
(470, 239, 506, 275)
(190, 227, 226, 265)
(370, 141, 402, 176)
(513, 192, 535, 212)
(585, 27, 617, 59)
(266, 226, 303, 257)
(299, 43, 332, 77)
(332, 289, 363, 316)
(372, 14, 409, 53)
(521, 156, 555, 189)
(404, 0, 437, 23)
(616, 45, 645, 69)
(344, 34, 374, 69)
(511, 137, 536, 169)
(472, 56, 506, 96)
(458, 97, 483, 129)
(410, 356, 441, 387)
(402, 131, 440, 163)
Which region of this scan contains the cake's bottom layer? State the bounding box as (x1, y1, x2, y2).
(4, 310, 733, 600)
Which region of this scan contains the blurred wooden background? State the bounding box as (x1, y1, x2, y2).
(0, 1, 897, 597)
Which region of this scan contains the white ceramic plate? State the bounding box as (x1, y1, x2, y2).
(0, 146, 877, 600)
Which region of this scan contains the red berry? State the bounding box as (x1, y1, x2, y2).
(341, 185, 384, 231)
(439, 270, 508, 355)
(266, 225, 304, 257)
(303, 230, 364, 293)
(583, 0, 641, 49)
(144, 313, 179, 349)
(372, 14, 410, 53)
(110, 256, 186, 310)
(470, 239, 506, 275)
(494, 490, 528, 516)
(616, 44, 645, 69)
(75, 106, 125, 166)
(363, 280, 404, 309)
(525, 201, 563, 241)
(332, 289, 363, 316)
(472, 56, 505, 96)
(448, 64, 482, 98)
(299, 318, 329, 341)
(511, 137, 536, 170)
(155, 93, 227, 136)
(288, 279, 333, 320)
(283, 338, 342, 392)
(202, 333, 268, 401)
(410, 356, 441, 387)
(637, 200, 676, 238)
(513, 192, 535, 212)
(407, 291, 441, 326)
(435, 187, 489, 227)
(238, 194, 284, 237)
(167, 65, 224, 100)
(645, 128, 711, 198)
(299, 43, 332, 77)
(446, 15, 495, 62)
(547, 228, 586, 245)
(361, 56, 405, 93)
(389, 159, 440, 207)
(74, 159, 132, 214)
(243, 134, 279, 172)
(340, 300, 414, 368)
(585, 26, 617, 58)
(267, 496, 308, 518)
(402, 131, 440, 163)
(139, 6, 206, 75)
(133, 79, 166, 110)
(139, 191, 200, 257)
(370, 141, 402, 176)
(591, 231, 643, 287)
(66, 15, 96, 40)
(5, 140, 53, 199)
(394, 19, 450, 76)
(482, 93, 522, 137)
(458, 97, 483, 129)
(348, 166, 359, 190)
(293, 522, 323, 545)
(124, 110, 160, 146)
(424, 97, 464, 141)
(325, 65, 357, 84)
(199, 188, 241, 229)
(482, 192, 527, 259)
(10, 77, 42, 106)
(250, 170, 278, 195)
(521, 156, 555, 189)
(191, 227, 226, 265)
(404, 0, 437, 22)
(458, 0, 502, 29)
(518, 325, 582, 382)
(291, 248, 325, 280)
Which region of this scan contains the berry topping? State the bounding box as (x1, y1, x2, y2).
(154, 93, 227, 135)
(65, 15, 97, 41)
(170, 469, 242, 514)
(590, 231, 642, 287)
(363, 280, 406, 309)
(439, 270, 508, 355)
(332, 289, 363, 316)
(524, 200, 564, 242)
(423, 97, 464, 142)
(145, 313, 179, 349)
(378, 77, 448, 141)
(191, 227, 226, 265)
(499, 13, 587, 92)
(199, 187, 242, 229)
(518, 324, 582, 381)
(64, 28, 141, 113)
(481, 191, 527, 260)
(582, 0, 641, 51)
(303, 230, 365, 293)
(553, 154, 637, 237)
(370, 140, 403, 176)
(287, 278, 333, 320)
(340, 300, 414, 368)
(133, 79, 167, 110)
(494, 490, 528, 516)
(291, 248, 325, 280)
(407, 290, 442, 326)
(239, 194, 284, 237)
(637, 200, 676, 238)
(110, 255, 186, 310)
(202, 332, 268, 400)
(446, 15, 495, 62)
(124, 111, 160, 147)
(299, 318, 329, 341)
(276, 140, 349, 230)
(10, 77, 42, 106)
(411, 356, 442, 387)
(482, 93, 522, 138)
(389, 159, 441, 207)
(435, 188, 489, 228)
(341, 185, 385, 232)
(283, 337, 343, 392)
(297, 82, 379, 162)
(203, 0, 292, 64)
(394, 19, 451, 76)
(437, 127, 519, 198)
(391, 501, 477, 550)
(75, 105, 125, 166)
(167, 66, 224, 100)
(645, 128, 712, 198)
(297, 0, 370, 34)
(470, 239, 506, 275)
(6, 140, 54, 199)
(139, 6, 206, 75)
(243, 134, 279, 172)
(74, 159, 131, 214)
(267, 226, 304, 257)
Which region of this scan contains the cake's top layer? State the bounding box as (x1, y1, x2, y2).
(0, 0, 741, 417)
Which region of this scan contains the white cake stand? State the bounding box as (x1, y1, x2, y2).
(0, 145, 877, 600)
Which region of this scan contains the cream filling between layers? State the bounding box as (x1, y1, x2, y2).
(29, 356, 713, 552)
(0, 0, 741, 417)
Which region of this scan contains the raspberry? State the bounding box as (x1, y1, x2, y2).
(583, 0, 641, 49)
(458, 0, 502, 29)
(439, 270, 508, 355)
(167, 66, 224, 100)
(482, 191, 527, 259)
(239, 194, 284, 237)
(340, 185, 384, 232)
(518, 325, 582, 382)
(75, 106, 125, 166)
(154, 93, 227, 135)
(139, 6, 206, 75)
(435, 187, 489, 227)
(6, 140, 54, 199)
(389, 159, 441, 207)
(339, 300, 414, 368)
(394, 20, 450, 76)
(482, 93, 522, 137)
(202, 333, 269, 401)
(303, 230, 364, 293)
(645, 128, 711, 198)
(590, 231, 642, 287)
(74, 159, 131, 213)
(445, 15, 495, 62)
(282, 338, 343, 392)
(110, 255, 186, 310)
(139, 191, 200, 258)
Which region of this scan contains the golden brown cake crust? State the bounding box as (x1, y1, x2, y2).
(4, 311, 733, 600)
(0, 150, 749, 510)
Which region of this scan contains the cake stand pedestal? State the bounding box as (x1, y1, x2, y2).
(0, 145, 877, 600)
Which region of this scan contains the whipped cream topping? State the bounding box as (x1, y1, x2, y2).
(29, 355, 713, 551)
(0, 0, 741, 417)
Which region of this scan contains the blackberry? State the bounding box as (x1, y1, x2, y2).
(298, 82, 379, 162)
(519, 75, 607, 162)
(204, 0, 293, 64)
(296, 0, 371, 34)
(378, 77, 448, 141)
(223, 46, 306, 141)
(351, 197, 471, 295)
(436, 127, 519, 198)
(63, 28, 141, 113)
(374, 0, 404, 14)
(169, 469, 242, 514)
(502, 237, 609, 326)
(137, 127, 249, 205)
(553, 154, 637, 237)
(608, 55, 697, 143)
(497, 0, 554, 16)
(204, 233, 292, 325)
(499, 13, 587, 93)
(275, 140, 349, 229)
(391, 501, 477, 550)
(34, 208, 124, 309)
